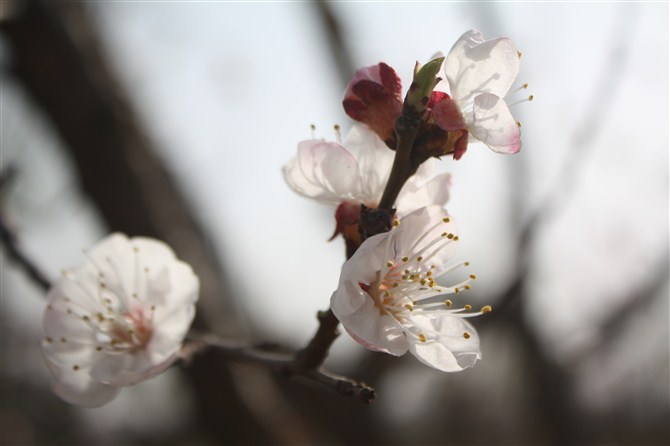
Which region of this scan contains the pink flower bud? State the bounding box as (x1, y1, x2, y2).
(343, 63, 403, 145)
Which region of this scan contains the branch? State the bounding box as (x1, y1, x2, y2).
(183, 332, 376, 404)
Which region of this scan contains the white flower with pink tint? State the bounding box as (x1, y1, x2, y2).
(41, 233, 199, 407)
(330, 206, 489, 372)
(283, 124, 451, 240)
(439, 29, 530, 156)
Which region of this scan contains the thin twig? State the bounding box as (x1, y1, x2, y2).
(184, 332, 376, 404)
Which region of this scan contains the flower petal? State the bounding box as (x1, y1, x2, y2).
(342, 124, 395, 203)
(396, 173, 451, 216)
(407, 314, 481, 372)
(470, 93, 521, 154)
(445, 30, 520, 106)
(283, 140, 360, 205)
(336, 296, 408, 356)
(392, 206, 459, 276)
(46, 360, 121, 408)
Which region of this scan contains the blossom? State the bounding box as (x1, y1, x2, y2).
(438, 29, 526, 157)
(41, 233, 199, 407)
(283, 124, 451, 239)
(330, 205, 489, 372)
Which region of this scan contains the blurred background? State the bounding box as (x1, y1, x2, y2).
(1, 1, 668, 445)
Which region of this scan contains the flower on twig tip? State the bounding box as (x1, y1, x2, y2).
(41, 233, 199, 407)
(283, 124, 451, 242)
(439, 29, 528, 158)
(343, 62, 403, 146)
(330, 205, 488, 372)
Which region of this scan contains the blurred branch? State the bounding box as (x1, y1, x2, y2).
(0, 215, 50, 292)
(494, 4, 638, 317)
(0, 2, 284, 443)
(312, 1, 354, 87)
(571, 252, 669, 364)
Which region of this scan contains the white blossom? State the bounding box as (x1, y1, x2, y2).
(283, 124, 451, 215)
(330, 206, 489, 372)
(41, 233, 199, 407)
(442, 29, 527, 154)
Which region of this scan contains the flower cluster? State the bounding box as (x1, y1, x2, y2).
(284, 30, 526, 371)
(41, 234, 199, 407)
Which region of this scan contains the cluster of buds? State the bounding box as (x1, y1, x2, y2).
(284, 30, 528, 371)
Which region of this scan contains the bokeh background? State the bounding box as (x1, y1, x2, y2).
(1, 1, 668, 445)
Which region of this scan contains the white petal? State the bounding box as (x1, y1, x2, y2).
(282, 140, 360, 205)
(393, 206, 459, 274)
(46, 360, 120, 408)
(41, 338, 101, 368)
(336, 296, 408, 356)
(445, 30, 520, 107)
(408, 314, 481, 372)
(470, 93, 521, 154)
(396, 173, 451, 216)
(43, 298, 97, 344)
(89, 350, 176, 386)
(343, 124, 395, 203)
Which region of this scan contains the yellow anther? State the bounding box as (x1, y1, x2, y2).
(454, 288, 460, 294)
(517, 50, 522, 58)
(386, 260, 394, 268)
(82, 315, 89, 321)
(419, 333, 427, 343)
(420, 279, 427, 286)
(522, 83, 528, 89)
(447, 233, 454, 239)
(445, 299, 453, 307)
(528, 95, 534, 101)
(45, 337, 53, 343)
(441, 232, 448, 237)
(383, 291, 391, 298)
(516, 121, 522, 128)
(464, 284, 471, 290)
(417, 256, 423, 262)
(404, 269, 410, 274)
(73, 365, 80, 371)
(453, 236, 459, 241)
(469, 274, 477, 280)
(405, 304, 414, 312)
(402, 256, 409, 262)
(463, 332, 471, 339)
(392, 219, 400, 227)
(310, 124, 316, 130)
(392, 282, 399, 288)
(426, 271, 432, 277)
(442, 217, 451, 223)
(464, 304, 472, 310)
(334, 124, 341, 131)
(464, 261, 470, 266)
(481, 305, 492, 314)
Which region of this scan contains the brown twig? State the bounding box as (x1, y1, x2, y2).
(184, 332, 376, 404)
